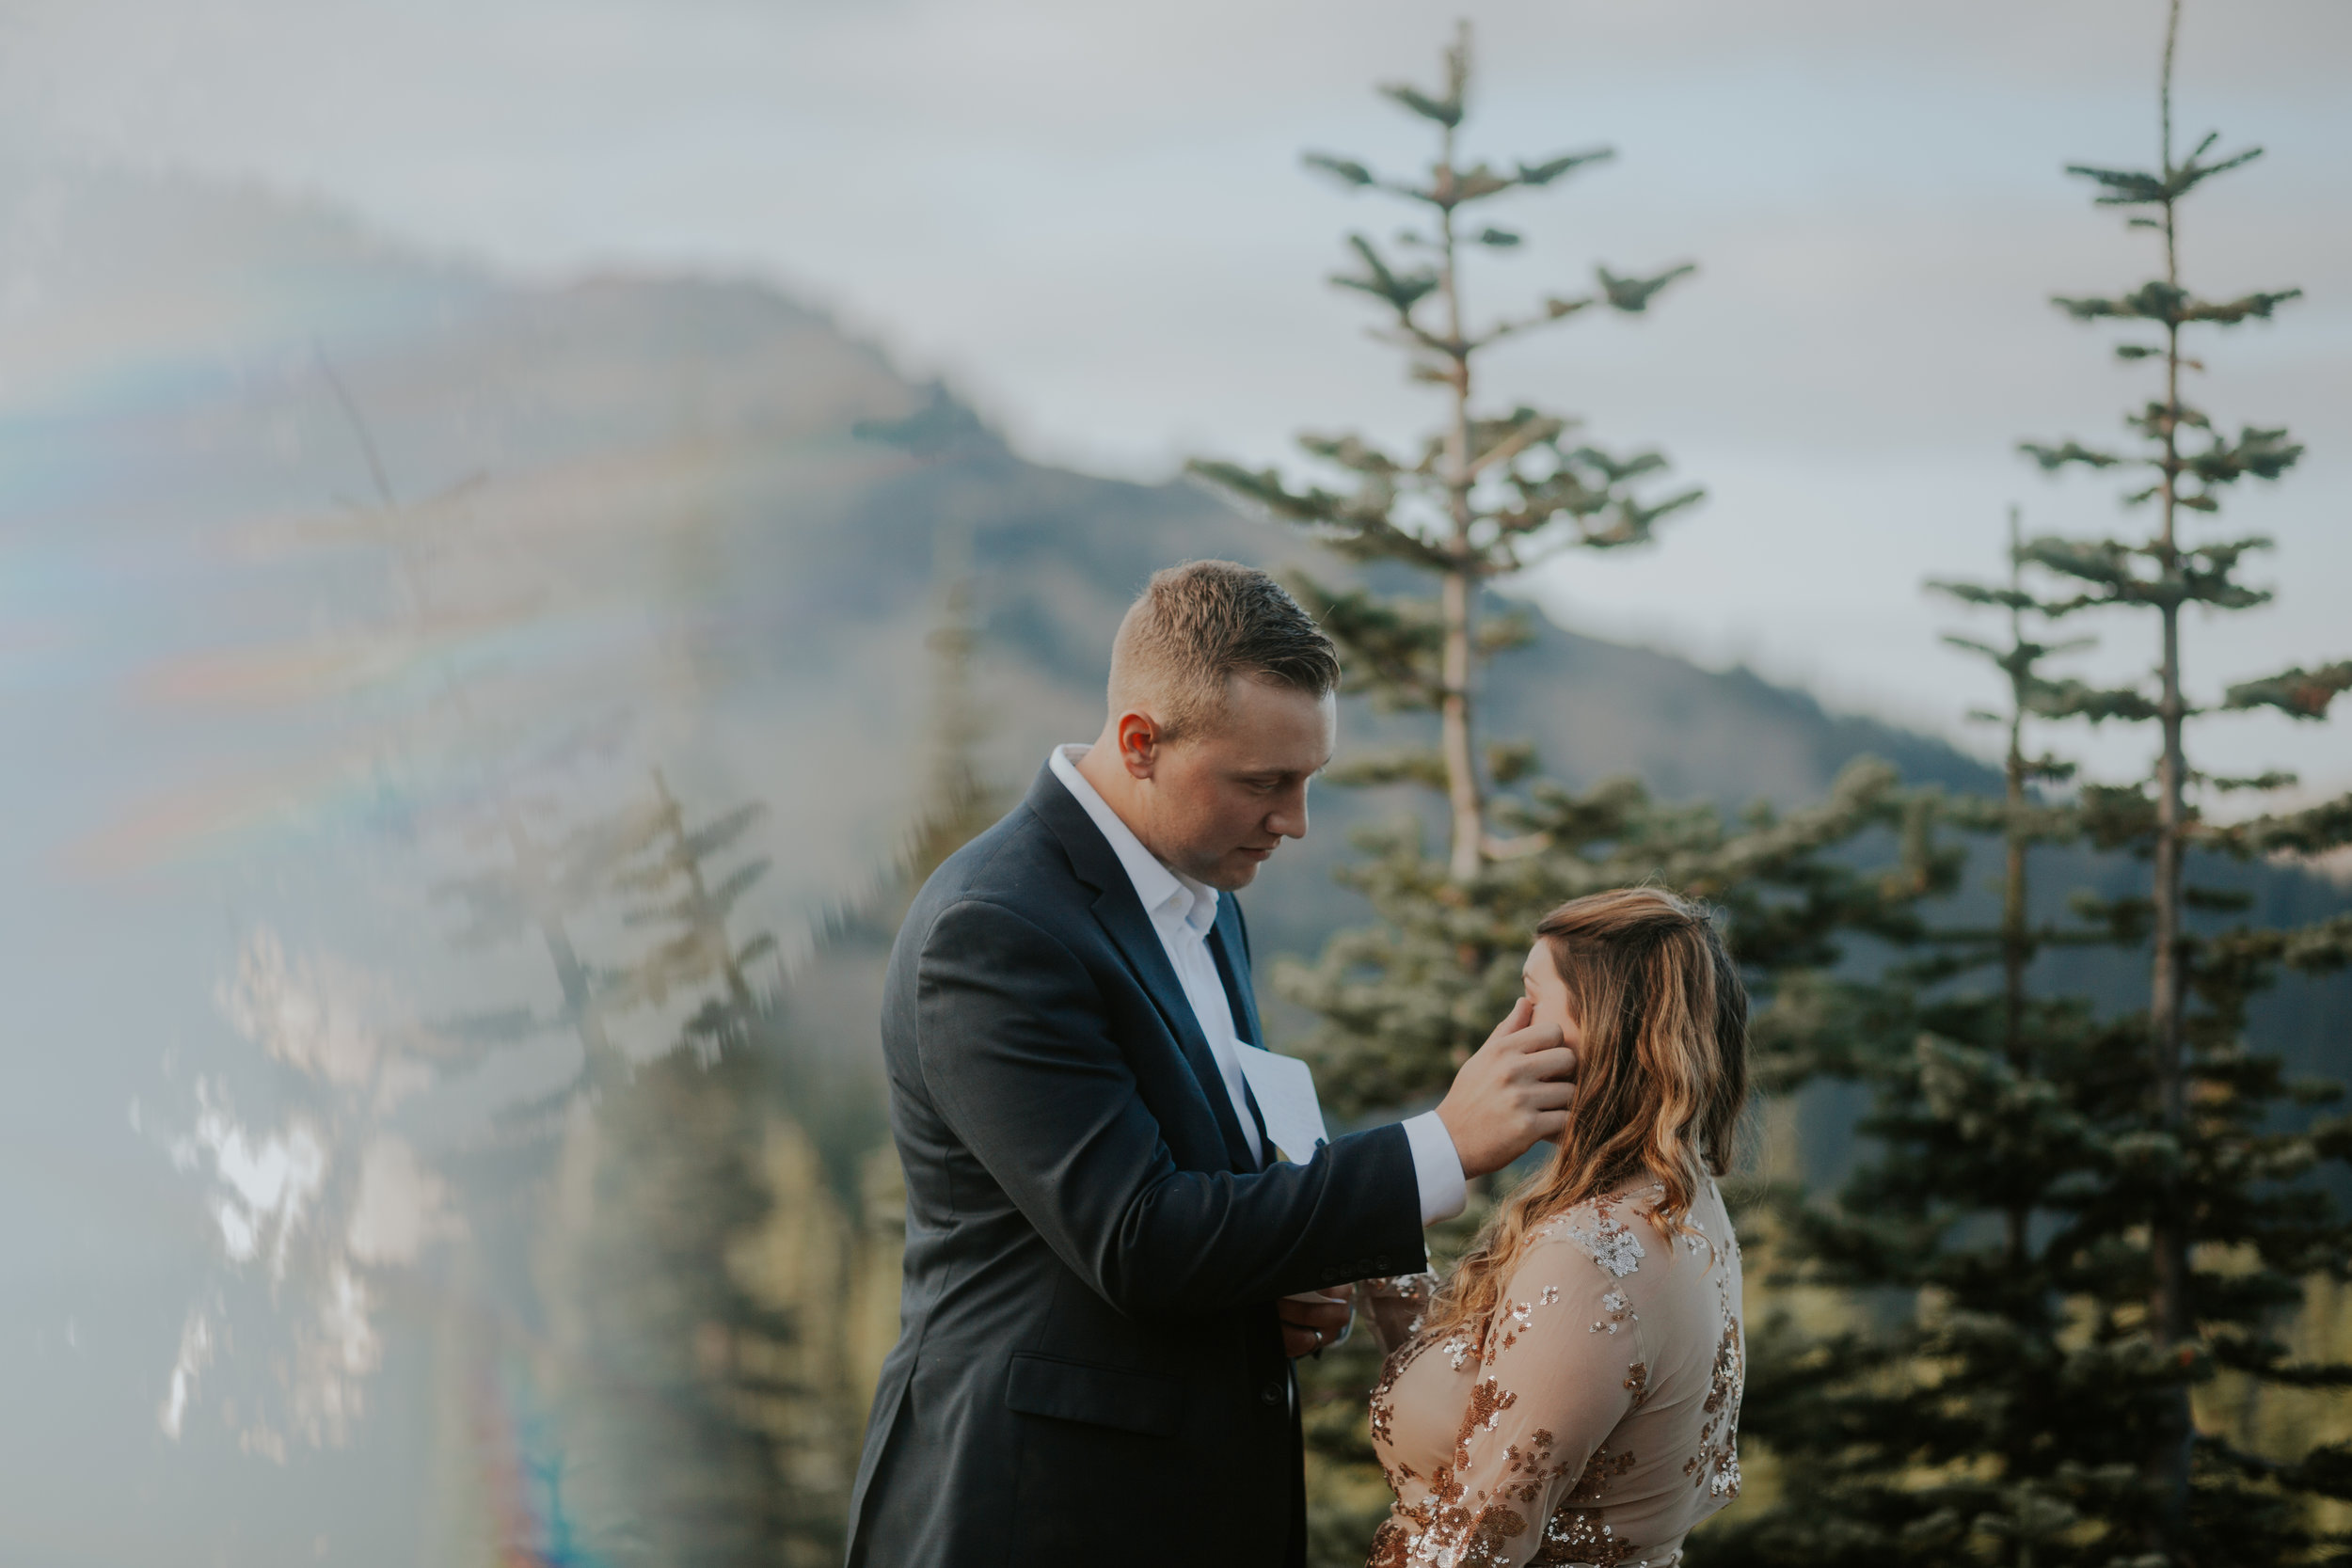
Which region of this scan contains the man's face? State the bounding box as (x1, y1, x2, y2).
(1127, 676, 1335, 891)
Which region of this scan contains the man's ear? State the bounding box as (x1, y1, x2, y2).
(1114, 709, 1163, 778)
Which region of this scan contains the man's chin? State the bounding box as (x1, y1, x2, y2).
(1203, 859, 1263, 892)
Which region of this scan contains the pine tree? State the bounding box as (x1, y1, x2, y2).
(1188, 26, 1953, 1563)
(600, 770, 779, 1047)
(432, 770, 780, 1117)
(433, 800, 639, 1101)
(1190, 19, 1700, 883)
(1695, 524, 2156, 1568)
(1189, 16, 1936, 1110)
(898, 566, 1003, 889)
(2013, 0, 2351, 1549)
(1708, 546, 2350, 1568)
(1703, 11, 2352, 1559)
(525, 768, 846, 1566)
(694, 557, 1009, 1549)
(553, 1042, 829, 1567)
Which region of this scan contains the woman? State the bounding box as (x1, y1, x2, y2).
(1361, 887, 1750, 1568)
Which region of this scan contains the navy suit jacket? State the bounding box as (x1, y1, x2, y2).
(843, 764, 1426, 1566)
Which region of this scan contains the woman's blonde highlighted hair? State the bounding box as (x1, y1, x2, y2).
(1421, 887, 1750, 1343)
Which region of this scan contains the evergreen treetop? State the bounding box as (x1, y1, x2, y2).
(1191, 20, 1699, 881)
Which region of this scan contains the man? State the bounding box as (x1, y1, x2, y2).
(845, 562, 1575, 1566)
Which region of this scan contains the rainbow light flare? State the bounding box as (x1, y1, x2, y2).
(469, 1352, 613, 1568)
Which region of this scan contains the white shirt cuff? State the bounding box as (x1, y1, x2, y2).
(1401, 1110, 1467, 1225)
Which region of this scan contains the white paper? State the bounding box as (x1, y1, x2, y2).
(1234, 1042, 1329, 1165)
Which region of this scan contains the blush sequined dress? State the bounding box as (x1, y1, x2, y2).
(1360, 1179, 1745, 1568)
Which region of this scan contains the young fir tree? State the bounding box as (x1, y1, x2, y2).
(1696, 525, 2160, 1568)
(1191, 26, 1952, 1563)
(600, 769, 779, 1047)
(552, 1038, 831, 1567)
(1705, 9, 2352, 1560)
(1192, 18, 1933, 1094)
(1191, 19, 1699, 885)
(2016, 1, 2352, 1552)
(898, 567, 1004, 890)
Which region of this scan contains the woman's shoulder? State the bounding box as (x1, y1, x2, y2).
(1523, 1181, 1664, 1281)
(1521, 1176, 1738, 1283)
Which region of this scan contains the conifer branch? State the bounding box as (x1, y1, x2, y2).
(2203, 793, 2352, 860)
(2223, 661, 2352, 721)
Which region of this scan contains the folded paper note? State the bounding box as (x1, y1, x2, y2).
(1235, 1042, 1330, 1165)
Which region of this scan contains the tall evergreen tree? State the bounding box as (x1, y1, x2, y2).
(435, 800, 638, 1100)
(1190, 25, 1952, 1563)
(601, 770, 779, 1045)
(1705, 11, 2352, 1561)
(527, 767, 849, 1568)
(1698, 524, 2156, 1568)
(1191, 19, 1699, 883)
(898, 565, 1003, 889)
(2015, 0, 2350, 1549)
(1191, 18, 1933, 1118)
(550, 1041, 836, 1567)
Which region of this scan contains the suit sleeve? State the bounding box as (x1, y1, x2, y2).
(914, 895, 1424, 1317)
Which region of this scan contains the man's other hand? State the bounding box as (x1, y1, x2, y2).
(1278, 1285, 1354, 1358)
(1432, 996, 1577, 1178)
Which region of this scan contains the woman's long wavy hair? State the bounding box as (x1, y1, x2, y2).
(1420, 887, 1751, 1344)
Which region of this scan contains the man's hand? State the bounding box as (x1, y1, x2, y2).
(1278, 1285, 1354, 1358)
(1433, 997, 1577, 1178)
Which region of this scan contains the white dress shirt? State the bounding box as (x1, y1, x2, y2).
(1049, 745, 1467, 1226)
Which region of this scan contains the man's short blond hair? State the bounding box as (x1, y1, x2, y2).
(1108, 562, 1341, 741)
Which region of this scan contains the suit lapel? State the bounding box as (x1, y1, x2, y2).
(1089, 887, 1260, 1174)
(1026, 765, 1259, 1175)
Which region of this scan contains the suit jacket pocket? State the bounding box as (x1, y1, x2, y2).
(1003, 1353, 1184, 1437)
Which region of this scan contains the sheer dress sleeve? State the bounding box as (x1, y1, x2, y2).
(1361, 1272, 1439, 1359)
(1371, 1202, 1661, 1568)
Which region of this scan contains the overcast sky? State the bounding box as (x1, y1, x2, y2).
(5, 0, 2348, 799)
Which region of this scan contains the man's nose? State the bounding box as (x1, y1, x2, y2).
(1266, 784, 1311, 840)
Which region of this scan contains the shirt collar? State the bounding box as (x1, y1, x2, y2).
(1049, 744, 1217, 938)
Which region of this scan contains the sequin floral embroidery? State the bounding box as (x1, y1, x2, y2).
(1363, 1182, 1746, 1568)
(1561, 1202, 1646, 1280)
